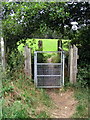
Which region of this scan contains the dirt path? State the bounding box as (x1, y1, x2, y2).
(46, 89, 77, 118)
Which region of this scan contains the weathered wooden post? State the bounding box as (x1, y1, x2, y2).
(68, 44, 70, 76)
(24, 46, 32, 78)
(69, 45, 78, 83)
(38, 40, 43, 50)
(69, 45, 73, 83)
(0, 37, 5, 72)
(73, 45, 78, 83)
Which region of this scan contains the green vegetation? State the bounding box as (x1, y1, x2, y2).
(64, 82, 88, 118)
(1, 52, 52, 118)
(2, 2, 70, 50)
(0, 65, 3, 119)
(72, 65, 89, 118)
(1, 49, 89, 118)
(71, 26, 90, 65)
(2, 70, 51, 118)
(64, 67, 89, 118)
(2, 34, 89, 118)
(72, 87, 88, 118)
(70, 26, 89, 118)
(36, 39, 58, 51)
(36, 39, 70, 51)
(17, 38, 70, 52)
(1, 2, 89, 119)
(64, 64, 89, 118)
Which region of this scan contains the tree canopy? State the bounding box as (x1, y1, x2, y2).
(2, 2, 67, 49)
(2, 2, 90, 50)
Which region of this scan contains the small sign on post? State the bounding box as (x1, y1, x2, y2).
(24, 46, 32, 78)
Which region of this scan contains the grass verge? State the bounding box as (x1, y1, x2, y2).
(71, 87, 88, 118)
(2, 71, 52, 118)
(64, 81, 88, 118)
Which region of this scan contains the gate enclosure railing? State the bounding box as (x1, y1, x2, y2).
(34, 51, 65, 88)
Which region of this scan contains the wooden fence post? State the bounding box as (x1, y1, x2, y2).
(58, 40, 62, 51)
(0, 37, 5, 72)
(69, 45, 78, 84)
(24, 46, 32, 78)
(69, 45, 73, 83)
(73, 45, 78, 83)
(38, 40, 43, 50)
(68, 44, 70, 76)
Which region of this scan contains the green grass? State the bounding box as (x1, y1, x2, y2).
(63, 81, 88, 118)
(72, 87, 88, 118)
(2, 68, 52, 118)
(0, 65, 3, 119)
(35, 39, 58, 51)
(36, 111, 49, 118)
(33, 38, 70, 51)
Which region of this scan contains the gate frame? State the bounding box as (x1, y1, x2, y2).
(34, 51, 65, 88)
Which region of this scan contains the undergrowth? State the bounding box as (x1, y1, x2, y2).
(2, 71, 51, 118)
(64, 66, 89, 118)
(1, 51, 51, 119)
(72, 87, 88, 118)
(64, 82, 88, 118)
(72, 65, 89, 118)
(1, 49, 89, 119)
(64, 76, 88, 118)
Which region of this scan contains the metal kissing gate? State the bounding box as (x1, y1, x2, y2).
(34, 51, 65, 88)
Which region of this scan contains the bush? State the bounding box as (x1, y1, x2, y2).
(76, 65, 89, 88)
(37, 53, 45, 63)
(71, 26, 90, 64)
(7, 49, 24, 72)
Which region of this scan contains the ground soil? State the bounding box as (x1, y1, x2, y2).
(46, 88, 78, 118)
